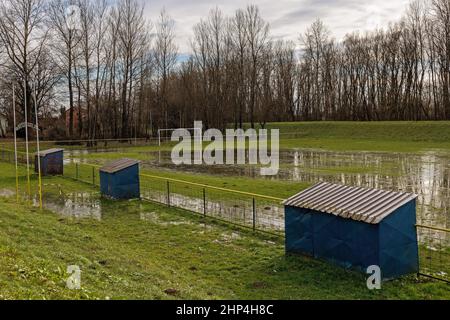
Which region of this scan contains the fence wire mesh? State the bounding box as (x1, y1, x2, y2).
(417, 225, 450, 282)
(64, 162, 100, 186)
(140, 173, 284, 235)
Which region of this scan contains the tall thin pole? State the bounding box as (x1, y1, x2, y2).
(12, 84, 19, 203)
(24, 78, 31, 200)
(34, 82, 43, 210)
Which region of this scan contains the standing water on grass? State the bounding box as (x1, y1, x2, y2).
(40, 192, 102, 220)
(66, 148, 450, 230)
(148, 149, 450, 230)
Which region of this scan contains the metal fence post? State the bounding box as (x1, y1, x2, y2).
(167, 180, 170, 207)
(252, 198, 256, 231)
(92, 167, 95, 186)
(76, 163, 79, 180)
(203, 188, 206, 217)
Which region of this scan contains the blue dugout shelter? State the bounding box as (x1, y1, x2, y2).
(35, 148, 64, 176)
(284, 182, 419, 280)
(100, 158, 140, 200)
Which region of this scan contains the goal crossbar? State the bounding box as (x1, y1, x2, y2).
(157, 128, 202, 146)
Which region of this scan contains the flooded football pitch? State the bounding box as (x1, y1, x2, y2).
(64, 148, 450, 229)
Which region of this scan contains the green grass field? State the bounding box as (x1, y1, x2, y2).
(3, 121, 450, 154)
(1, 121, 450, 300)
(260, 121, 450, 152)
(0, 162, 449, 300)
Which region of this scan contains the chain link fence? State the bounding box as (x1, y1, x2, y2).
(62, 162, 285, 235)
(64, 162, 100, 186)
(417, 225, 450, 283)
(140, 173, 284, 235)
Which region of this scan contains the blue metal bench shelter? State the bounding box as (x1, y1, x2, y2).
(284, 182, 419, 280)
(100, 158, 140, 200)
(35, 148, 64, 176)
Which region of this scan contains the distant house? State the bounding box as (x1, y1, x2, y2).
(0, 113, 7, 137)
(65, 107, 87, 131)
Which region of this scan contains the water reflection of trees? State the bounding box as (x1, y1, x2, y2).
(288, 151, 450, 231)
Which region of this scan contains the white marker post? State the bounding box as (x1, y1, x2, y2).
(23, 78, 31, 200)
(12, 84, 19, 203)
(34, 82, 42, 210)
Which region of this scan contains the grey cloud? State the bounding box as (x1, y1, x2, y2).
(141, 0, 409, 52)
(271, 0, 369, 29)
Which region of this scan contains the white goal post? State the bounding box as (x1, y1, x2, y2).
(157, 127, 202, 146)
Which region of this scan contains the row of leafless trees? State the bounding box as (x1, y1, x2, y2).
(0, 0, 163, 139)
(0, 0, 450, 140)
(180, 0, 450, 128)
(297, 0, 450, 122)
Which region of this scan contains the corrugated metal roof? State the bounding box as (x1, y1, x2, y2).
(100, 158, 140, 174)
(283, 182, 417, 224)
(36, 148, 64, 157)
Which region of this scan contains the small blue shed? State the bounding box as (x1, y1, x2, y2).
(35, 148, 64, 176)
(284, 182, 419, 280)
(100, 158, 140, 200)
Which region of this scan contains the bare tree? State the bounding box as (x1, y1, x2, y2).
(0, 0, 49, 121)
(116, 0, 149, 137)
(154, 8, 177, 129)
(1, 0, 450, 141)
(48, 0, 82, 136)
(244, 5, 269, 128)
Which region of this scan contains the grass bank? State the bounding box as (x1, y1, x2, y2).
(3, 121, 450, 154)
(262, 121, 450, 152)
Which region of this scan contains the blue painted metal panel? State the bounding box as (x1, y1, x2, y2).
(313, 212, 379, 272)
(100, 170, 111, 196)
(285, 202, 418, 279)
(285, 206, 314, 256)
(35, 150, 64, 176)
(379, 201, 419, 279)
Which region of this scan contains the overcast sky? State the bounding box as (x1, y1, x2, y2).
(143, 0, 411, 54)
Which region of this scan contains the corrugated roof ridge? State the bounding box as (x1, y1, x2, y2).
(284, 182, 417, 224)
(36, 148, 64, 156)
(320, 187, 368, 213)
(313, 184, 358, 212)
(292, 183, 341, 208)
(282, 182, 327, 204)
(100, 158, 140, 173)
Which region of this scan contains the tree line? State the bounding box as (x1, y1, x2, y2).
(0, 0, 449, 140)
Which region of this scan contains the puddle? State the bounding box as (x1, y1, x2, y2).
(198, 223, 215, 231)
(222, 232, 241, 241)
(0, 188, 15, 197)
(213, 232, 242, 244)
(141, 190, 284, 231)
(140, 211, 160, 223)
(42, 193, 102, 220)
(140, 211, 192, 226)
